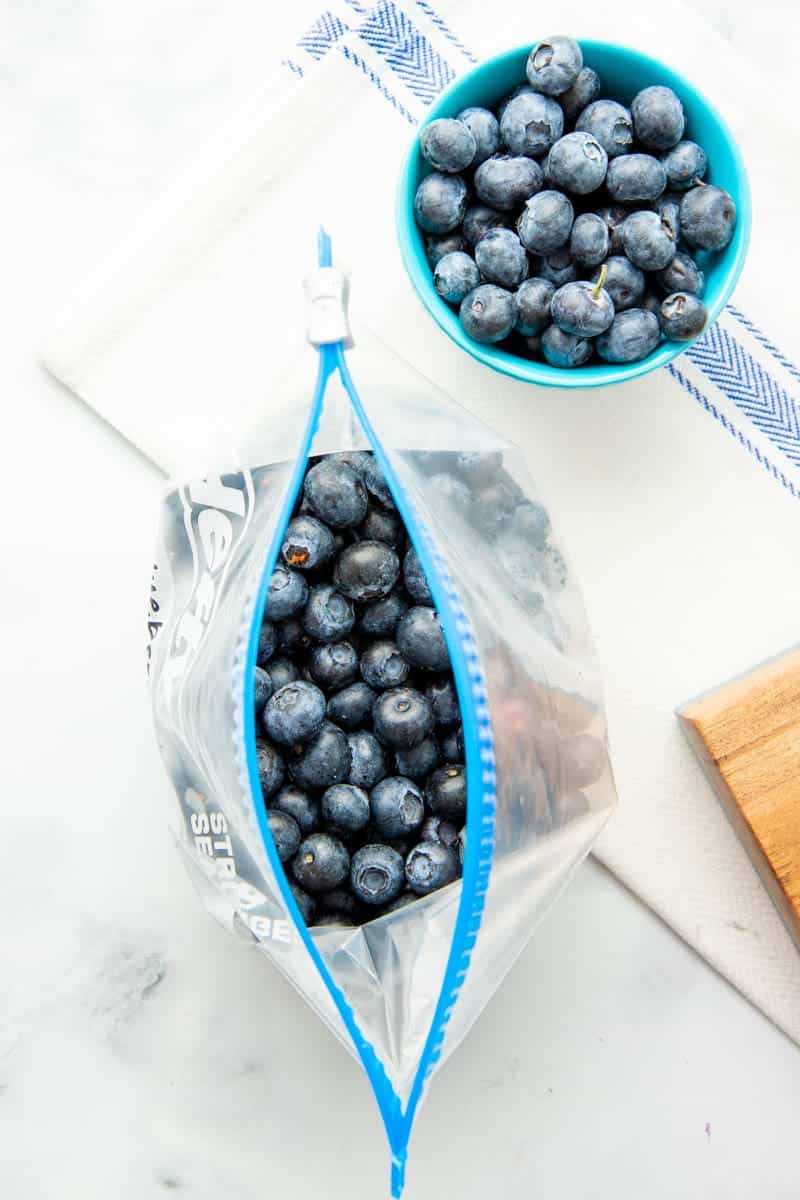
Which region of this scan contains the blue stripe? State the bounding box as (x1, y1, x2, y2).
(358, 0, 455, 104)
(412, 0, 477, 62)
(339, 42, 416, 123)
(726, 304, 800, 385)
(282, 57, 305, 78)
(298, 10, 350, 59)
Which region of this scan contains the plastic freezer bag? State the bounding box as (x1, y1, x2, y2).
(149, 233, 616, 1196)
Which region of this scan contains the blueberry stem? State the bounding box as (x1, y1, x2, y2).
(592, 263, 607, 299)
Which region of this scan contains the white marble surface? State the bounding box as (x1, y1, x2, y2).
(2, 3, 800, 1196)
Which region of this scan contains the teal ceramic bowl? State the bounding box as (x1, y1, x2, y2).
(396, 41, 751, 388)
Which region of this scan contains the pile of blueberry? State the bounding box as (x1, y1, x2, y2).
(253, 451, 467, 928)
(413, 35, 737, 367)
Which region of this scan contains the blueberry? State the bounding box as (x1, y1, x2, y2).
(253, 666, 273, 714)
(631, 85, 684, 151)
(326, 450, 371, 476)
(497, 82, 534, 121)
(348, 730, 387, 789)
(263, 680, 326, 745)
(281, 515, 335, 572)
(656, 251, 704, 296)
(292, 832, 350, 892)
(659, 292, 708, 340)
(312, 913, 356, 928)
(510, 499, 551, 544)
(360, 640, 411, 690)
(420, 814, 460, 848)
(474, 155, 543, 211)
(591, 255, 644, 311)
(420, 118, 476, 173)
(414, 171, 469, 234)
(621, 211, 676, 271)
(350, 844, 405, 906)
(440, 725, 463, 763)
(546, 131, 607, 194)
(475, 228, 529, 288)
(289, 881, 316, 925)
(383, 891, 417, 913)
(273, 784, 319, 836)
(397, 606, 450, 671)
(265, 659, 298, 699)
(541, 323, 592, 368)
(660, 141, 707, 191)
(303, 583, 355, 643)
(539, 542, 568, 589)
(533, 248, 578, 288)
(395, 735, 440, 782)
(457, 106, 500, 165)
(357, 503, 404, 548)
(499, 91, 563, 158)
(526, 35, 582, 96)
(405, 841, 460, 895)
(470, 479, 516, 536)
(656, 193, 682, 243)
(359, 591, 408, 637)
(361, 456, 395, 509)
(326, 681, 376, 730)
(370, 777, 425, 839)
(373, 687, 434, 748)
(596, 308, 661, 363)
(575, 98, 633, 159)
(257, 620, 277, 666)
(455, 450, 503, 490)
(334, 540, 400, 602)
(434, 250, 480, 304)
(277, 619, 312, 659)
(256, 738, 285, 799)
(267, 565, 308, 621)
(429, 473, 472, 514)
(551, 276, 615, 337)
(317, 887, 359, 919)
(304, 459, 368, 529)
(403, 546, 433, 604)
(558, 66, 601, 125)
(569, 212, 609, 267)
(321, 783, 370, 835)
(456, 827, 466, 866)
(308, 640, 360, 691)
(517, 190, 574, 254)
(459, 284, 517, 344)
(641, 292, 662, 316)
(426, 763, 467, 820)
(596, 204, 629, 255)
(606, 154, 667, 204)
(425, 232, 467, 267)
(462, 204, 507, 246)
(289, 722, 351, 791)
(496, 531, 546, 600)
(680, 184, 737, 250)
(268, 810, 301, 863)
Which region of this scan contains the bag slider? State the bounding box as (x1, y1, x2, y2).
(303, 266, 352, 347)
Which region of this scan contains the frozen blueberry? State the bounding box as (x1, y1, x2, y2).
(334, 540, 400, 602)
(641, 292, 663, 316)
(289, 722, 351, 791)
(475, 228, 529, 289)
(348, 730, 387, 789)
(430, 473, 472, 515)
(575, 98, 633, 159)
(511, 499, 551, 544)
(326, 681, 376, 730)
(631, 85, 684, 151)
(420, 118, 476, 173)
(277, 618, 312, 658)
(496, 531, 546, 599)
(359, 591, 408, 637)
(660, 140, 707, 191)
(359, 640, 410, 691)
(440, 725, 463, 763)
(541, 324, 592, 368)
(257, 621, 277, 666)
(263, 680, 326, 746)
(361, 456, 395, 509)
(474, 155, 543, 211)
(326, 451, 371, 476)
(273, 784, 319, 836)
(253, 666, 273, 714)
(558, 66, 601, 125)
(373, 687, 434, 748)
(312, 913, 356, 928)
(281, 515, 335, 572)
(406, 841, 460, 895)
(499, 91, 563, 158)
(321, 783, 370, 835)
(515, 277, 555, 337)
(570, 213, 609, 268)
(497, 82, 534, 121)
(370, 776, 425, 839)
(470, 479, 516, 536)
(434, 250, 480, 304)
(317, 887, 359, 919)
(533, 248, 578, 288)
(303, 583, 355, 643)
(397, 607, 449, 671)
(267, 565, 308, 621)
(596, 204, 629, 255)
(526, 35, 582, 96)
(289, 881, 316, 925)
(425, 232, 467, 267)
(256, 738, 285, 799)
(383, 891, 417, 913)
(357, 504, 403, 549)
(659, 292, 708, 340)
(414, 171, 469, 234)
(621, 211, 676, 271)
(420, 814, 460, 848)
(546, 131, 607, 194)
(394, 734, 440, 783)
(591, 255, 645, 311)
(399, 549, 430, 608)
(292, 832, 350, 892)
(351, 844, 405, 906)
(456, 827, 466, 866)
(596, 308, 661, 363)
(517, 190, 574, 254)
(551, 276, 615, 337)
(606, 153, 667, 204)
(455, 450, 503, 490)
(656, 251, 704, 296)
(459, 284, 517, 344)
(268, 810, 301, 863)
(457, 106, 500, 165)
(303, 459, 368, 529)
(462, 204, 507, 246)
(426, 763, 467, 821)
(680, 185, 737, 251)
(308, 640, 360, 691)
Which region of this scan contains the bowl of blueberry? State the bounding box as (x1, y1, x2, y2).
(396, 36, 750, 386)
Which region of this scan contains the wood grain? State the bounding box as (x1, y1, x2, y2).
(678, 646, 800, 952)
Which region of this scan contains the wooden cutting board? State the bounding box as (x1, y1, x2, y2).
(678, 646, 800, 953)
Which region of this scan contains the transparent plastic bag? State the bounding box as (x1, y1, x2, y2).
(149, 232, 616, 1195)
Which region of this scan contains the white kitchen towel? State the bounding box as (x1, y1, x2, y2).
(41, 0, 800, 1044)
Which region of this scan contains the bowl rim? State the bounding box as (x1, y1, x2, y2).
(396, 39, 752, 389)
